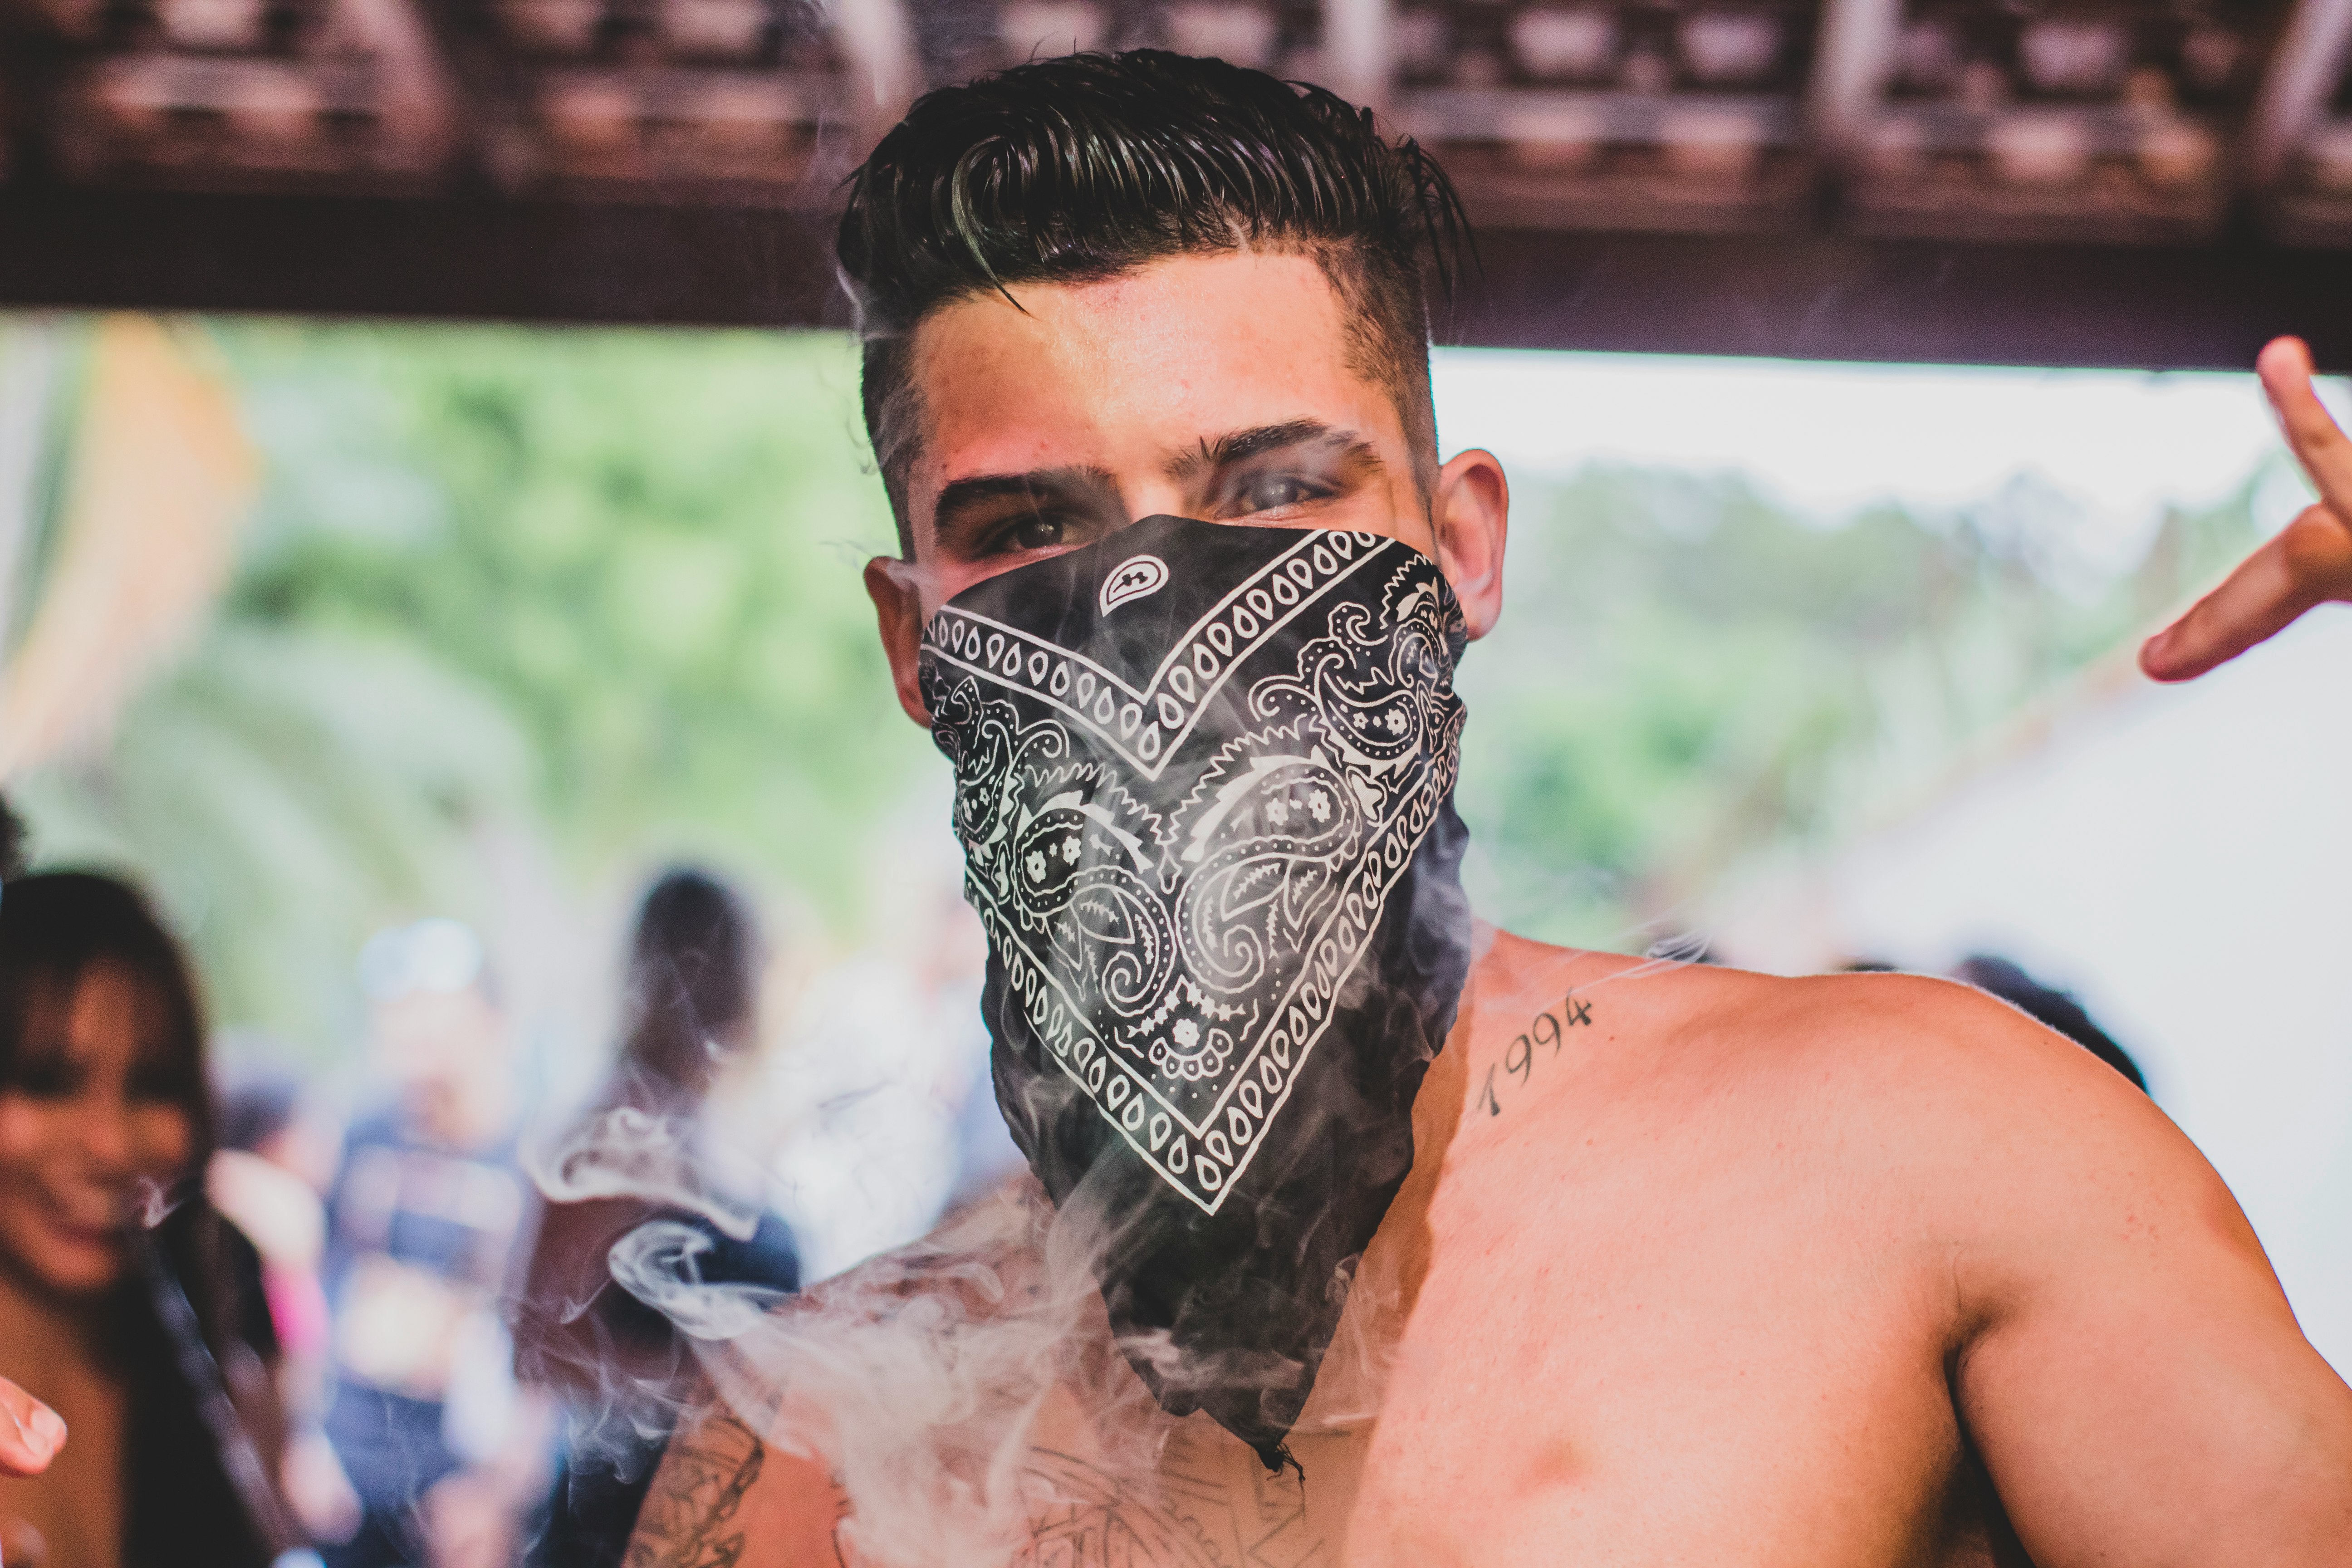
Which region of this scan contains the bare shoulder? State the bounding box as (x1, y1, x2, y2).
(1740, 965, 2201, 1175)
(1468, 932, 2244, 1258)
(1691, 961, 2279, 1307)
(1504, 937, 2164, 1131)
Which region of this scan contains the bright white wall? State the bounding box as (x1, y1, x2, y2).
(1433, 347, 2309, 559)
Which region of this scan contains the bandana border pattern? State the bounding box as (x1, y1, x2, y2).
(924, 531, 1383, 782)
(923, 532, 1464, 1215)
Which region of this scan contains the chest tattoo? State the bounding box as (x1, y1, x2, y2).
(624, 1411, 767, 1568)
(1476, 990, 1596, 1118)
(1016, 1428, 1323, 1568)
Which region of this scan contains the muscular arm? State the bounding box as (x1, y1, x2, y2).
(1914, 985, 2352, 1563)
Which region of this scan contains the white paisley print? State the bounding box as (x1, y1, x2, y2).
(923, 529, 1466, 1215)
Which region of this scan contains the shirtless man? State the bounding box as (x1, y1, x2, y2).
(620, 48, 2352, 1568)
(0, 78, 2332, 1537)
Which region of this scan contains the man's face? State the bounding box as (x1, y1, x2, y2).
(865, 250, 1508, 725)
(369, 984, 508, 1140)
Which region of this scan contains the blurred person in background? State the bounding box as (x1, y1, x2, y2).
(1952, 955, 2147, 1091)
(0, 795, 55, 1483)
(211, 1055, 358, 1544)
(514, 867, 797, 1568)
(318, 920, 548, 1568)
(0, 871, 295, 1568)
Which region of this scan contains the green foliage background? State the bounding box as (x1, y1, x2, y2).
(223, 324, 926, 893)
(1455, 465, 2270, 948)
(5, 320, 2272, 1050)
(17, 324, 936, 1049)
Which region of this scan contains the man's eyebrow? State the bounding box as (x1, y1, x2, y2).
(1169, 420, 1381, 479)
(930, 466, 1117, 536)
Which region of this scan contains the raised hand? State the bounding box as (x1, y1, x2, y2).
(2140, 336, 2352, 681)
(0, 1377, 63, 1478)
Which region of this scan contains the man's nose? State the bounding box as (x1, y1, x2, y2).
(1116, 478, 1194, 527)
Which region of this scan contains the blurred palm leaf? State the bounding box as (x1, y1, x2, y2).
(6, 319, 530, 1052)
(0, 316, 255, 774)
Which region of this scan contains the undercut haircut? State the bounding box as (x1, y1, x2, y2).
(836, 49, 1471, 556)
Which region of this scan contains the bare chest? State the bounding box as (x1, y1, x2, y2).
(1284, 1118, 1988, 1568)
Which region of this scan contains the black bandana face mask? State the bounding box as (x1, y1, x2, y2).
(919, 514, 1475, 1466)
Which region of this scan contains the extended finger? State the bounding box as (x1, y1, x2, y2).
(2140, 504, 2352, 680)
(2258, 337, 2352, 522)
(0, 1378, 64, 1477)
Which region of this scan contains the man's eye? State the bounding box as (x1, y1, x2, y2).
(1006, 515, 1068, 552)
(1236, 475, 1325, 514)
(981, 513, 1093, 555)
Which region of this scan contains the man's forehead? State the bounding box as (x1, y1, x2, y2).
(906, 252, 1389, 490)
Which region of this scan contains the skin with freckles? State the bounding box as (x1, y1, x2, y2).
(631, 253, 2352, 1568)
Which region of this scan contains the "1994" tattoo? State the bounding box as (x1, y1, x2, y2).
(1477, 991, 1594, 1117)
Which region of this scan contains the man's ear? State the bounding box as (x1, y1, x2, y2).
(864, 556, 933, 726)
(1432, 448, 1508, 640)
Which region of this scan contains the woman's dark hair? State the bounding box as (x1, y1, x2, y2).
(622, 867, 762, 1090)
(837, 48, 1471, 549)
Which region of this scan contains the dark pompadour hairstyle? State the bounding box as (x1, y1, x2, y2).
(836, 49, 1470, 554)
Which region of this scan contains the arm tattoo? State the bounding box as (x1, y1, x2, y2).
(1015, 1425, 1324, 1568)
(625, 1410, 767, 1568)
(1478, 988, 1595, 1118)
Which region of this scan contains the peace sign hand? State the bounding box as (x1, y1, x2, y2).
(2140, 337, 2352, 682)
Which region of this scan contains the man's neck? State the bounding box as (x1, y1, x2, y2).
(1291, 947, 1485, 1432)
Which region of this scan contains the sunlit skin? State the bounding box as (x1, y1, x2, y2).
(632, 252, 2352, 1567)
(0, 962, 198, 1568)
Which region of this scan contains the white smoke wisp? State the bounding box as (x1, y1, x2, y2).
(568, 925, 1504, 1562)
(611, 1175, 1190, 1568)
(128, 1173, 190, 1230)
(530, 1104, 760, 1243)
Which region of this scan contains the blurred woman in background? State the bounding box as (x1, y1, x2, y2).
(0, 872, 296, 1568)
(515, 866, 797, 1566)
